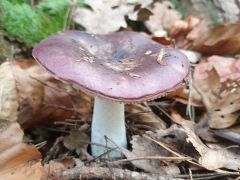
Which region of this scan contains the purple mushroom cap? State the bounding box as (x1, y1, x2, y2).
(32, 31, 189, 102)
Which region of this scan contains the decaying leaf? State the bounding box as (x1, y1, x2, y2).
(0, 120, 50, 179)
(194, 65, 240, 128)
(0, 60, 92, 128)
(121, 135, 180, 175)
(63, 128, 92, 160)
(0, 62, 19, 122)
(0, 120, 41, 174)
(172, 112, 240, 171)
(73, 0, 152, 34)
(125, 103, 166, 133)
(170, 16, 202, 38)
(145, 1, 181, 35)
(169, 16, 208, 49)
(169, 87, 203, 106)
(191, 24, 240, 55)
(194, 55, 240, 81)
(0, 120, 67, 179)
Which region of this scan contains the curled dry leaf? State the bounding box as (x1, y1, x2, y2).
(169, 16, 207, 49)
(0, 62, 19, 122)
(170, 55, 240, 123)
(0, 120, 41, 176)
(194, 55, 240, 82)
(121, 135, 180, 175)
(145, 1, 181, 35)
(172, 112, 240, 171)
(0, 60, 92, 128)
(191, 24, 240, 55)
(73, 0, 152, 34)
(167, 81, 203, 107)
(170, 16, 202, 38)
(125, 103, 166, 132)
(63, 128, 92, 160)
(194, 66, 240, 128)
(0, 120, 66, 179)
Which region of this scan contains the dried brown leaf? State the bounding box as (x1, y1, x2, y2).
(0, 62, 19, 122)
(0, 120, 66, 179)
(121, 135, 180, 175)
(126, 103, 166, 132)
(172, 112, 240, 171)
(169, 16, 207, 49)
(194, 66, 240, 128)
(0, 120, 40, 178)
(194, 55, 240, 81)
(170, 16, 202, 37)
(167, 86, 203, 107)
(73, 0, 152, 34)
(145, 1, 181, 34)
(63, 129, 92, 160)
(0, 60, 92, 128)
(191, 24, 240, 55)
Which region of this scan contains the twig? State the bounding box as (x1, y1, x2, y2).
(42, 102, 76, 113)
(61, 164, 177, 180)
(35, 141, 47, 149)
(125, 111, 152, 118)
(143, 135, 201, 167)
(151, 102, 173, 120)
(175, 172, 237, 179)
(189, 169, 193, 180)
(186, 71, 195, 121)
(43, 136, 64, 163)
(110, 156, 191, 164)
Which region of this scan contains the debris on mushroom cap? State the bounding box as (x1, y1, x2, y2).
(32, 31, 189, 103)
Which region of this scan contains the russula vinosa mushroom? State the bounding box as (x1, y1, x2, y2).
(32, 31, 189, 158)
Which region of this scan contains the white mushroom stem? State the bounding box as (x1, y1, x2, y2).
(91, 97, 127, 158)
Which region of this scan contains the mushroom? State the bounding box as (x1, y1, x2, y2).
(32, 31, 189, 158)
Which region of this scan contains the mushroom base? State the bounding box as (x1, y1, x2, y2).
(91, 97, 127, 158)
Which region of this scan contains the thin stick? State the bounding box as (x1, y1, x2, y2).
(152, 102, 173, 120)
(143, 135, 201, 167)
(110, 156, 191, 164)
(61, 165, 174, 180)
(189, 168, 193, 180)
(35, 141, 47, 149)
(125, 111, 152, 118)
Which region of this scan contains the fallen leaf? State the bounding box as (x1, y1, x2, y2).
(170, 16, 202, 38)
(0, 120, 41, 174)
(63, 128, 92, 160)
(172, 112, 240, 171)
(0, 62, 19, 122)
(194, 67, 240, 128)
(169, 17, 208, 49)
(145, 1, 181, 35)
(191, 24, 240, 55)
(73, 0, 152, 34)
(121, 135, 180, 175)
(194, 55, 240, 82)
(0, 60, 92, 128)
(125, 103, 166, 133)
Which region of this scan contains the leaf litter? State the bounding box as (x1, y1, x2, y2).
(1, 0, 240, 179)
